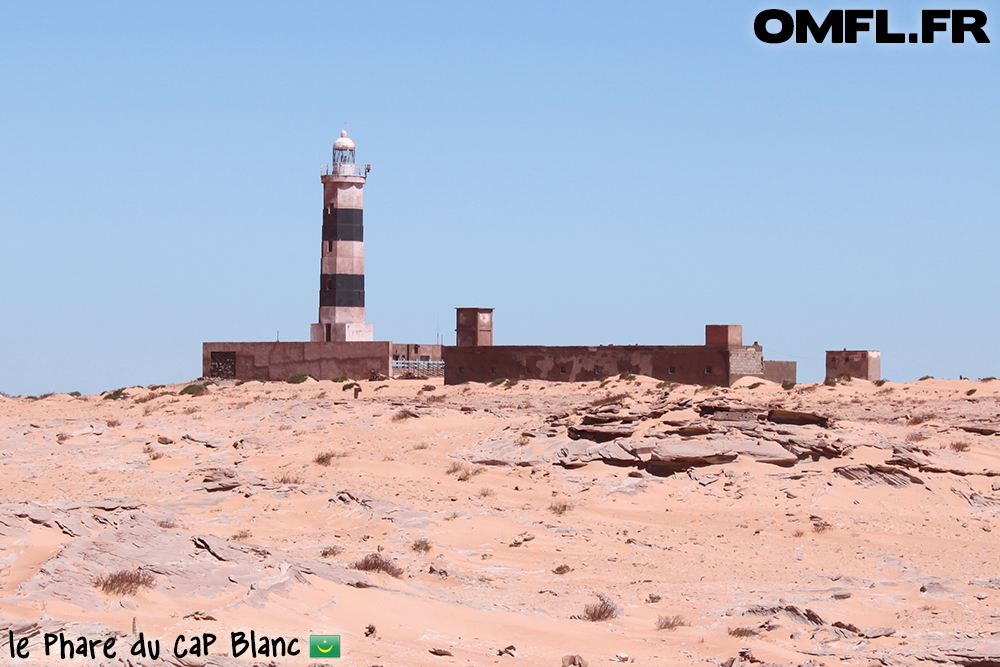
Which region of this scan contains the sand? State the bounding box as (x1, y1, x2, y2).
(0, 375, 999, 666)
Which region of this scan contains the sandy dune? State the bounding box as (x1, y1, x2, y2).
(1, 375, 999, 666)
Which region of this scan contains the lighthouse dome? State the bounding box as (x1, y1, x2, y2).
(333, 130, 355, 151)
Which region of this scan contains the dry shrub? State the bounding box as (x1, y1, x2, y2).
(95, 569, 155, 596)
(656, 615, 688, 631)
(105, 419, 120, 428)
(421, 384, 436, 392)
(646, 593, 662, 603)
(445, 461, 466, 475)
(320, 546, 342, 558)
(231, 529, 252, 541)
(905, 432, 928, 442)
(812, 522, 832, 533)
(791, 529, 805, 538)
(950, 441, 971, 452)
(583, 595, 620, 622)
(549, 501, 572, 515)
(352, 553, 403, 577)
(553, 564, 572, 575)
(478, 487, 495, 498)
(456, 466, 484, 482)
(134, 391, 171, 404)
(908, 413, 934, 426)
(155, 520, 176, 529)
(425, 394, 446, 403)
(728, 627, 759, 638)
(148, 451, 165, 461)
(589, 393, 628, 408)
(314, 450, 347, 466)
(411, 538, 432, 554)
(276, 473, 304, 485)
(392, 409, 419, 422)
(412, 442, 431, 450)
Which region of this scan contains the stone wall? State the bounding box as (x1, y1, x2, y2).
(763, 360, 797, 385)
(826, 350, 880, 382)
(443, 345, 754, 386)
(203, 342, 391, 382)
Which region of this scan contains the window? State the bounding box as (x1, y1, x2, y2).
(705, 366, 713, 374)
(668, 367, 676, 374)
(325, 324, 331, 342)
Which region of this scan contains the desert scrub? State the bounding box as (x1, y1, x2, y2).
(548, 501, 572, 515)
(287, 373, 314, 384)
(504, 378, 518, 388)
(392, 408, 419, 422)
(421, 384, 436, 392)
(967, 388, 977, 396)
(103, 388, 128, 400)
(553, 564, 572, 575)
(582, 595, 620, 622)
(728, 626, 759, 638)
(95, 569, 155, 596)
(490, 378, 507, 386)
(747, 382, 763, 390)
(276, 473, 304, 485)
(478, 487, 495, 498)
(919, 375, 935, 381)
(655, 615, 688, 631)
(231, 529, 252, 541)
(646, 593, 662, 603)
(320, 546, 342, 558)
(456, 466, 484, 482)
(179, 383, 209, 396)
(782, 381, 796, 391)
(314, 450, 347, 466)
(950, 441, 971, 452)
(411, 538, 432, 554)
(352, 553, 403, 577)
(68, 391, 81, 397)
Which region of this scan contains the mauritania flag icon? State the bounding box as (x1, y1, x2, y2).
(310, 635, 341, 658)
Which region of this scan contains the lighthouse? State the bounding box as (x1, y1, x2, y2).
(310, 130, 374, 342)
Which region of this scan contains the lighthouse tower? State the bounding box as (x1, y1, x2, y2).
(310, 130, 374, 342)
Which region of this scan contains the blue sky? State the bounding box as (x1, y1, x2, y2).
(1, 2, 997, 395)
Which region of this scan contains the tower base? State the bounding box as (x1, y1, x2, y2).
(311, 322, 374, 342)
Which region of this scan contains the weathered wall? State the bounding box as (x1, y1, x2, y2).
(443, 345, 754, 386)
(203, 342, 390, 381)
(826, 350, 880, 382)
(727, 346, 765, 383)
(763, 360, 797, 385)
(705, 325, 743, 348)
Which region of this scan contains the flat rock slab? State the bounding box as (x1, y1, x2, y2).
(648, 436, 796, 473)
(767, 409, 830, 428)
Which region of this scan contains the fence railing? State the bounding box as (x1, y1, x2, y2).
(321, 163, 371, 177)
(391, 360, 445, 378)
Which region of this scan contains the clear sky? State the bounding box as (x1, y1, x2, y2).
(1, 2, 997, 396)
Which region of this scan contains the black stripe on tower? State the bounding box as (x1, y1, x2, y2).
(319, 273, 365, 308)
(322, 208, 363, 242)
